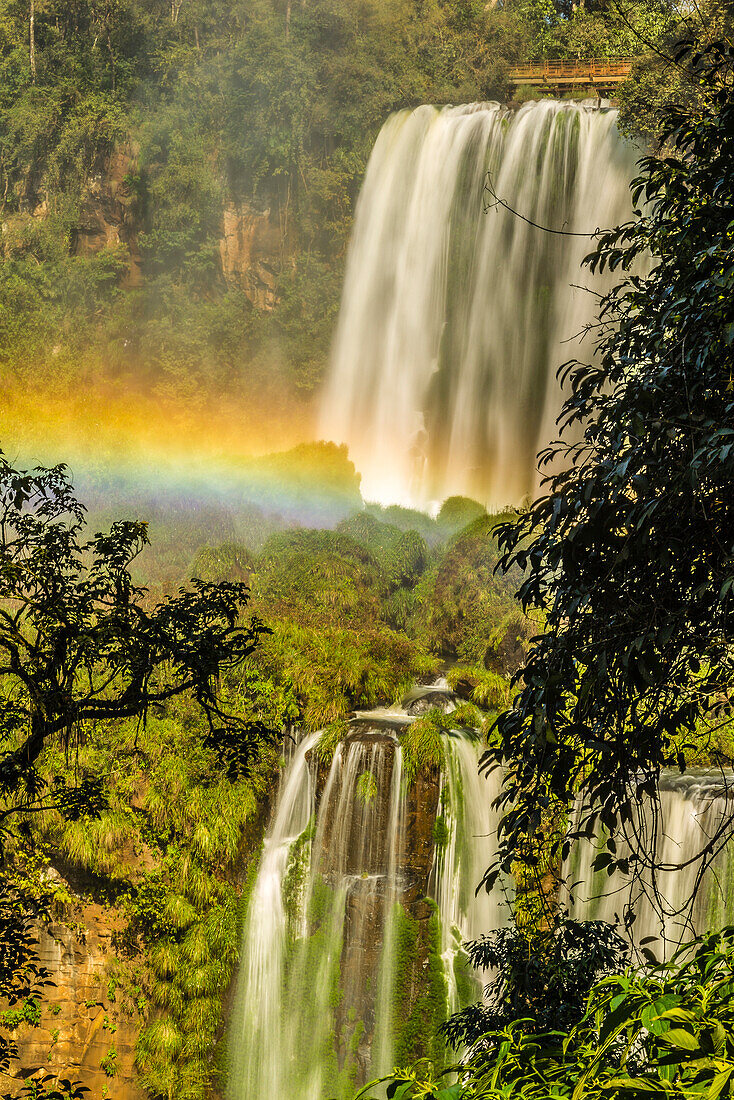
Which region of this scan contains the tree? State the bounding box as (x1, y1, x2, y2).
(442, 916, 629, 1050)
(482, 41, 734, 932)
(29, 0, 35, 81)
(0, 451, 272, 848)
(370, 926, 734, 1100)
(0, 451, 274, 1095)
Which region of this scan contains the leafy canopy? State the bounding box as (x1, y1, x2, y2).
(443, 916, 629, 1050)
(364, 925, 734, 1100)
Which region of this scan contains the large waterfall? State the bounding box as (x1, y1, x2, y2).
(319, 100, 640, 508)
(226, 692, 505, 1099)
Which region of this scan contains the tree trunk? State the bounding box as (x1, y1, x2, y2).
(107, 33, 116, 93)
(29, 0, 36, 83)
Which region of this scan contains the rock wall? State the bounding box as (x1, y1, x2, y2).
(71, 142, 142, 282)
(219, 201, 282, 310)
(1, 139, 286, 310)
(1, 891, 145, 1100)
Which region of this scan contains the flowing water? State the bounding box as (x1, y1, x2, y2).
(319, 99, 640, 509)
(228, 98, 657, 1099)
(563, 770, 734, 954)
(226, 691, 505, 1099)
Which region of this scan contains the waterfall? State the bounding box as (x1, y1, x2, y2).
(227, 703, 505, 1098)
(433, 734, 508, 1016)
(319, 100, 640, 509)
(563, 770, 734, 954)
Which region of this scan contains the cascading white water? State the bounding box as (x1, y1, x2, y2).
(227, 732, 404, 1100)
(319, 100, 640, 509)
(563, 770, 734, 954)
(227, 703, 505, 1099)
(433, 734, 508, 1016)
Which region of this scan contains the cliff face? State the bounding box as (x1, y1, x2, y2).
(219, 201, 282, 310)
(71, 143, 143, 288)
(2, 886, 145, 1100)
(2, 142, 286, 312)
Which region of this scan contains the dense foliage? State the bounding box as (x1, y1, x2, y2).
(0, 470, 524, 1093)
(443, 917, 629, 1048)
(482, 43, 734, 927)
(2, 698, 279, 1100)
(237, 503, 527, 731)
(362, 926, 734, 1100)
(0, 454, 280, 1096)
(616, 0, 732, 141)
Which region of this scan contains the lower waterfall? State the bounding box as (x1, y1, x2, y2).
(226, 692, 504, 1099)
(319, 99, 640, 509)
(564, 770, 734, 954)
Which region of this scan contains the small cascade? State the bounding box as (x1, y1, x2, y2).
(433, 735, 508, 1015)
(227, 687, 505, 1098)
(319, 99, 640, 509)
(563, 770, 734, 953)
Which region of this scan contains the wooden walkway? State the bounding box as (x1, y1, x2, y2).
(509, 58, 636, 94)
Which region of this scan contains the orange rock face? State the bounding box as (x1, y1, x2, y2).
(1, 897, 145, 1100)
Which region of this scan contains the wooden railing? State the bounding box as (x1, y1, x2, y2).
(509, 58, 636, 86)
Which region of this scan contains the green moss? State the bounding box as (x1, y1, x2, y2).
(401, 710, 447, 784)
(281, 874, 344, 1097)
(391, 901, 450, 1069)
(451, 926, 479, 1011)
(282, 818, 316, 932)
(356, 770, 378, 804)
(432, 816, 450, 849)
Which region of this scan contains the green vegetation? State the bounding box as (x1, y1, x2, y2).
(389, 901, 450, 1071)
(0, 0, 683, 428)
(0, 449, 526, 1093)
(402, 713, 447, 786)
(236, 509, 525, 734)
(8, 8, 733, 1100)
(419, 515, 531, 669)
(367, 927, 734, 1100)
(6, 703, 278, 1100)
(0, 453, 283, 1099)
(358, 30, 734, 1100)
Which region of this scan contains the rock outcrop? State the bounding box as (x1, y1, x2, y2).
(3, 142, 287, 309)
(219, 201, 282, 310)
(1, 890, 145, 1100)
(70, 142, 143, 287)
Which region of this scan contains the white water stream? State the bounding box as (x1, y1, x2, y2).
(226, 693, 504, 1099)
(319, 99, 640, 508)
(564, 770, 734, 955)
